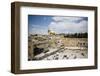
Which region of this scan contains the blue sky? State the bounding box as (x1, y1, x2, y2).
(28, 15, 88, 35)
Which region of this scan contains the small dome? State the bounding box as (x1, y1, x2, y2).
(48, 29, 56, 35)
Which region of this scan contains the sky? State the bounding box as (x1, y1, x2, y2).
(28, 15, 88, 35)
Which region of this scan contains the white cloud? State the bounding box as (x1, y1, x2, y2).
(29, 16, 88, 35)
(52, 16, 83, 22)
(49, 16, 88, 34)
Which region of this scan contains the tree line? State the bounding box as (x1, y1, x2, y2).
(63, 32, 88, 38)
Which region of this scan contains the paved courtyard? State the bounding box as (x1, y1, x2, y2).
(34, 47, 88, 60)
